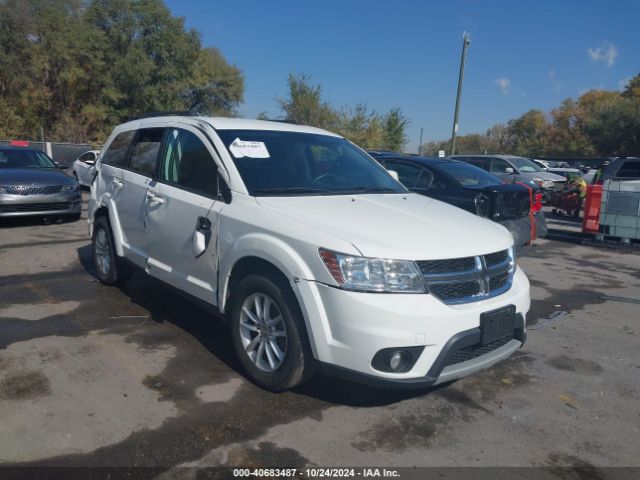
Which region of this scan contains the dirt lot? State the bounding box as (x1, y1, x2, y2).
(1, 197, 639, 473)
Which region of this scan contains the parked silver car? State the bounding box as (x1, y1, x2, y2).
(0, 146, 81, 219)
(451, 154, 567, 201)
(72, 149, 100, 188)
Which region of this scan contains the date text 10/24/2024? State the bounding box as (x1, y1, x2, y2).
(233, 468, 401, 478)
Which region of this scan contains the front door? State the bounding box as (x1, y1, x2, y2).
(146, 127, 223, 305)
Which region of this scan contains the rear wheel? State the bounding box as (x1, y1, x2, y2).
(230, 273, 315, 391)
(92, 216, 132, 285)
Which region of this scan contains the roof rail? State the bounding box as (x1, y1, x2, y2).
(259, 118, 301, 125)
(127, 111, 200, 121)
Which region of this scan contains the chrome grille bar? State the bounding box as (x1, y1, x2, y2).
(418, 248, 515, 304)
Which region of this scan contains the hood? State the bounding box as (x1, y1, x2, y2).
(0, 168, 75, 186)
(525, 171, 566, 182)
(256, 193, 513, 260)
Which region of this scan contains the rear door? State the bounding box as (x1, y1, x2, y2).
(116, 128, 165, 267)
(146, 127, 223, 304)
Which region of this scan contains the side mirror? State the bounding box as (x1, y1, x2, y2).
(193, 216, 212, 258)
(85, 160, 95, 166)
(505, 167, 514, 174)
(387, 170, 400, 181)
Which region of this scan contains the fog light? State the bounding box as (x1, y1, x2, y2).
(371, 346, 423, 373)
(389, 351, 410, 371)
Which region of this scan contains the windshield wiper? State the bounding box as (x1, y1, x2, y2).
(332, 187, 401, 194)
(253, 187, 332, 196)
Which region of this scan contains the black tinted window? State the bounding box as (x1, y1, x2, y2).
(161, 129, 219, 197)
(467, 157, 491, 171)
(385, 161, 433, 190)
(102, 131, 135, 167)
(616, 160, 640, 178)
(491, 158, 512, 173)
(130, 128, 164, 176)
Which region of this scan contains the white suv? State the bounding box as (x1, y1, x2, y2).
(89, 116, 530, 391)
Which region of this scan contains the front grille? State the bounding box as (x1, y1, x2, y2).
(485, 250, 508, 267)
(418, 249, 514, 304)
(3, 185, 64, 195)
(0, 202, 71, 212)
(444, 334, 514, 367)
(430, 281, 480, 299)
(416, 257, 476, 274)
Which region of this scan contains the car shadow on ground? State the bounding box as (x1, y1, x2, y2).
(0, 215, 81, 228)
(76, 244, 438, 407)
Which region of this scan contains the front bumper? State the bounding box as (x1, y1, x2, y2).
(295, 266, 530, 388)
(0, 192, 81, 217)
(497, 217, 531, 249)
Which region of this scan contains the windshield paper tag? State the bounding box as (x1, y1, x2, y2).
(229, 138, 270, 158)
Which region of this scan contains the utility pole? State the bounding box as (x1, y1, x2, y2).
(450, 32, 471, 156)
(418, 127, 423, 155)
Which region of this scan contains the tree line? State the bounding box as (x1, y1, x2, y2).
(0, 0, 409, 150)
(270, 73, 410, 152)
(1, 0, 636, 157)
(0, 0, 244, 143)
(422, 75, 640, 158)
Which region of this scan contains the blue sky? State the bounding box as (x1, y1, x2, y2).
(166, 0, 639, 151)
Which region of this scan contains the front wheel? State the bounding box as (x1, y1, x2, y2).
(230, 273, 315, 391)
(92, 216, 132, 285)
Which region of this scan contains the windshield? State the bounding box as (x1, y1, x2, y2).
(217, 130, 406, 196)
(508, 157, 543, 173)
(438, 161, 503, 188)
(0, 149, 56, 169)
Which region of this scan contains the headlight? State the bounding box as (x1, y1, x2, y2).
(61, 183, 78, 192)
(319, 248, 426, 293)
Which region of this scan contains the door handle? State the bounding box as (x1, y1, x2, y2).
(146, 192, 165, 204)
(112, 179, 124, 188)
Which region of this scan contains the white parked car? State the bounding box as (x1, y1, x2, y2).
(89, 116, 530, 391)
(72, 150, 100, 187)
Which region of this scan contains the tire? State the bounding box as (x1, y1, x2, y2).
(229, 273, 315, 391)
(92, 215, 132, 286)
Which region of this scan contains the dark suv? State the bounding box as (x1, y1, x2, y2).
(370, 153, 547, 248)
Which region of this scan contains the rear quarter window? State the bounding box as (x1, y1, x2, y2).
(102, 130, 135, 167)
(615, 160, 640, 179)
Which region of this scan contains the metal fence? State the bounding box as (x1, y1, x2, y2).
(0, 139, 97, 166)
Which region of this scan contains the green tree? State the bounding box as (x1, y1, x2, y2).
(622, 73, 640, 100)
(277, 73, 409, 150)
(506, 109, 548, 156)
(0, 0, 244, 143)
(381, 108, 409, 151)
(585, 96, 640, 156)
(277, 73, 340, 130)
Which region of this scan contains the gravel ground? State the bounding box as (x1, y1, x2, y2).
(1, 195, 639, 476)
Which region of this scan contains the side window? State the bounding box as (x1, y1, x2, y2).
(79, 152, 93, 162)
(129, 128, 164, 177)
(491, 158, 511, 173)
(160, 129, 219, 197)
(616, 160, 640, 178)
(385, 161, 423, 188)
(426, 170, 451, 191)
(102, 130, 135, 167)
(466, 157, 487, 170)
